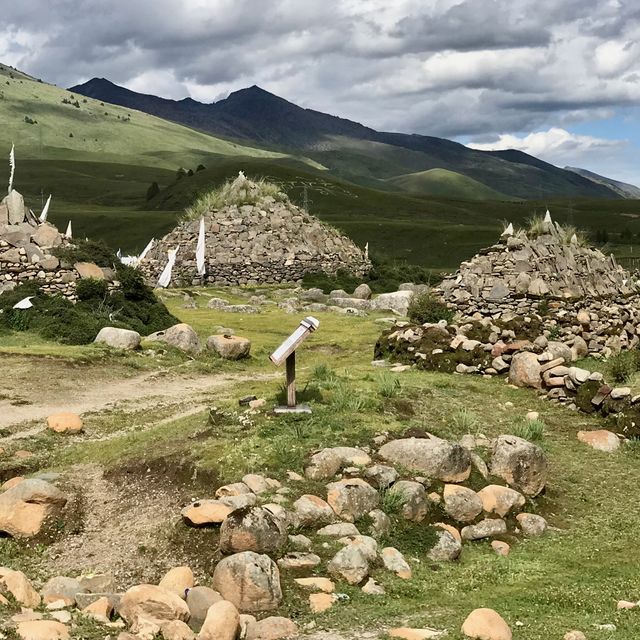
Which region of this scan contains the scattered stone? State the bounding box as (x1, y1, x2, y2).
(461, 608, 512, 640)
(182, 500, 233, 526)
(477, 485, 525, 517)
(147, 323, 201, 354)
(326, 478, 379, 522)
(198, 600, 239, 640)
(508, 352, 541, 389)
(46, 412, 83, 434)
(381, 547, 412, 579)
(220, 506, 287, 555)
(379, 436, 471, 482)
(0, 570, 41, 607)
(617, 600, 638, 610)
(158, 567, 194, 599)
(563, 632, 586, 640)
(461, 519, 507, 541)
(491, 541, 510, 556)
(428, 530, 462, 562)
(293, 495, 335, 527)
(41, 576, 85, 605)
(443, 484, 483, 522)
(294, 577, 335, 593)
(309, 592, 335, 613)
(207, 335, 251, 360)
(577, 430, 620, 452)
(94, 327, 141, 350)
(82, 596, 114, 622)
(362, 578, 385, 595)
(516, 513, 548, 537)
(212, 551, 282, 612)
(118, 585, 190, 633)
(368, 509, 391, 537)
(288, 534, 312, 550)
(78, 573, 117, 593)
(161, 620, 195, 640)
(388, 629, 446, 640)
(74, 262, 105, 279)
(364, 464, 399, 489)
(215, 482, 252, 497)
(328, 542, 370, 584)
(277, 553, 321, 571)
(490, 435, 547, 497)
(317, 522, 360, 537)
(245, 616, 298, 640)
(305, 447, 371, 480)
(0, 479, 67, 537)
(185, 587, 223, 631)
(16, 621, 70, 640)
(389, 480, 430, 522)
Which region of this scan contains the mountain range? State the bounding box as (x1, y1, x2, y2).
(70, 78, 627, 200)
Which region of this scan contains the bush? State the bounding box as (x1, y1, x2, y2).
(76, 278, 108, 301)
(608, 351, 640, 384)
(407, 291, 454, 325)
(52, 239, 118, 268)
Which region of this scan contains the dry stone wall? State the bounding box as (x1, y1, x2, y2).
(0, 189, 110, 300)
(140, 190, 370, 287)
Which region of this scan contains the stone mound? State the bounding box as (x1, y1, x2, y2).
(139, 174, 370, 287)
(0, 189, 109, 299)
(437, 222, 636, 313)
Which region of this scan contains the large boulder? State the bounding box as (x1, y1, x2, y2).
(390, 481, 429, 522)
(74, 262, 105, 279)
(379, 436, 471, 482)
(0, 479, 68, 537)
(185, 587, 223, 631)
(117, 584, 190, 633)
(206, 335, 251, 360)
(159, 567, 194, 599)
(219, 507, 287, 555)
(476, 485, 525, 517)
(428, 529, 462, 562)
(490, 435, 548, 497)
(41, 576, 85, 605)
(245, 617, 298, 640)
(0, 570, 41, 607)
(370, 290, 414, 315)
(95, 327, 142, 350)
(328, 542, 371, 584)
(547, 341, 574, 364)
(212, 552, 282, 612)
(461, 518, 507, 541)
(148, 323, 201, 354)
(508, 352, 541, 388)
(47, 412, 83, 434)
(326, 479, 379, 522)
(4, 190, 26, 224)
(182, 500, 233, 526)
(292, 495, 336, 527)
(31, 224, 62, 249)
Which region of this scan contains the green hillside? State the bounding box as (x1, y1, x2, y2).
(387, 168, 509, 200)
(0, 63, 314, 171)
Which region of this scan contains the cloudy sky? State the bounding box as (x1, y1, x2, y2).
(2, 0, 639, 184)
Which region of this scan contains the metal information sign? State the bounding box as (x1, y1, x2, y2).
(270, 316, 320, 413)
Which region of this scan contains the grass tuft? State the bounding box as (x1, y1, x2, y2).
(377, 372, 402, 398)
(513, 418, 546, 442)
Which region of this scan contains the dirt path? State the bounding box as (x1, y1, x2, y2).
(0, 367, 277, 431)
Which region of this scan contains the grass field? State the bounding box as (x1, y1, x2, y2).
(1, 289, 640, 639)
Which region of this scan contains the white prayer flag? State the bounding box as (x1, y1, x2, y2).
(138, 238, 155, 262)
(158, 247, 178, 288)
(39, 195, 52, 222)
(502, 222, 514, 236)
(544, 209, 552, 223)
(8, 144, 15, 194)
(13, 296, 34, 309)
(65, 220, 72, 239)
(196, 217, 206, 276)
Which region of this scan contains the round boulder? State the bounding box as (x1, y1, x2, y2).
(443, 485, 483, 523)
(199, 600, 239, 640)
(207, 335, 251, 360)
(94, 327, 141, 350)
(508, 352, 541, 389)
(326, 478, 379, 522)
(147, 323, 201, 354)
(245, 617, 298, 640)
(219, 506, 287, 555)
(379, 436, 471, 482)
(477, 485, 525, 517)
(47, 412, 83, 434)
(461, 608, 512, 640)
(212, 551, 282, 612)
(118, 584, 190, 633)
(490, 435, 548, 497)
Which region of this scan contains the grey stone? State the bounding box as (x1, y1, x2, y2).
(94, 327, 141, 350)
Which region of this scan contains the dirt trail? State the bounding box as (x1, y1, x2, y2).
(0, 367, 277, 432)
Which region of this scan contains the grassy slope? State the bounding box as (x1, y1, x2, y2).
(387, 168, 509, 200)
(1, 292, 640, 638)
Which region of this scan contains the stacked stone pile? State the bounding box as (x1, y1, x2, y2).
(0, 189, 112, 300)
(434, 223, 640, 357)
(139, 175, 370, 287)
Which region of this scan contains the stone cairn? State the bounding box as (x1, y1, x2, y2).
(0, 189, 110, 300)
(376, 221, 640, 432)
(139, 174, 371, 287)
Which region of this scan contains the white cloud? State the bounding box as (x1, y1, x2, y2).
(468, 127, 628, 167)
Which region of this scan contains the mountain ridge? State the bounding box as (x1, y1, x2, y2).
(565, 166, 640, 199)
(69, 77, 621, 200)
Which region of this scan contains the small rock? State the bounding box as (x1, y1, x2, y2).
(198, 600, 239, 640)
(219, 506, 287, 555)
(94, 327, 141, 350)
(491, 541, 510, 556)
(245, 616, 298, 640)
(381, 547, 412, 579)
(577, 430, 620, 453)
(490, 435, 547, 497)
(461, 608, 512, 640)
(294, 577, 335, 593)
(16, 621, 70, 640)
(161, 620, 194, 640)
(309, 592, 335, 613)
(477, 485, 525, 517)
(182, 500, 233, 526)
(207, 335, 251, 360)
(293, 495, 335, 527)
(317, 522, 360, 537)
(443, 484, 483, 522)
(461, 519, 507, 541)
(515, 513, 547, 537)
(185, 587, 223, 631)
(0, 570, 41, 607)
(277, 553, 321, 571)
(326, 478, 379, 522)
(388, 629, 446, 640)
(428, 529, 462, 562)
(361, 578, 385, 595)
(328, 543, 370, 584)
(288, 534, 312, 550)
(390, 480, 430, 522)
(305, 447, 371, 480)
(47, 412, 83, 434)
(564, 632, 586, 640)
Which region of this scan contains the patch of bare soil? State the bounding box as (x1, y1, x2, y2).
(46, 459, 220, 588)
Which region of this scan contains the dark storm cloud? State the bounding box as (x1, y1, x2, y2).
(1, 0, 639, 180)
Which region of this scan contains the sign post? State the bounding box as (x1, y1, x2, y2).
(270, 316, 320, 414)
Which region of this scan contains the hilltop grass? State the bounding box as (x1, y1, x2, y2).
(2, 292, 640, 638)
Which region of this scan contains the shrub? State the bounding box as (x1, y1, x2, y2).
(407, 291, 454, 325)
(52, 239, 118, 268)
(146, 181, 160, 201)
(608, 351, 640, 384)
(75, 278, 108, 301)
